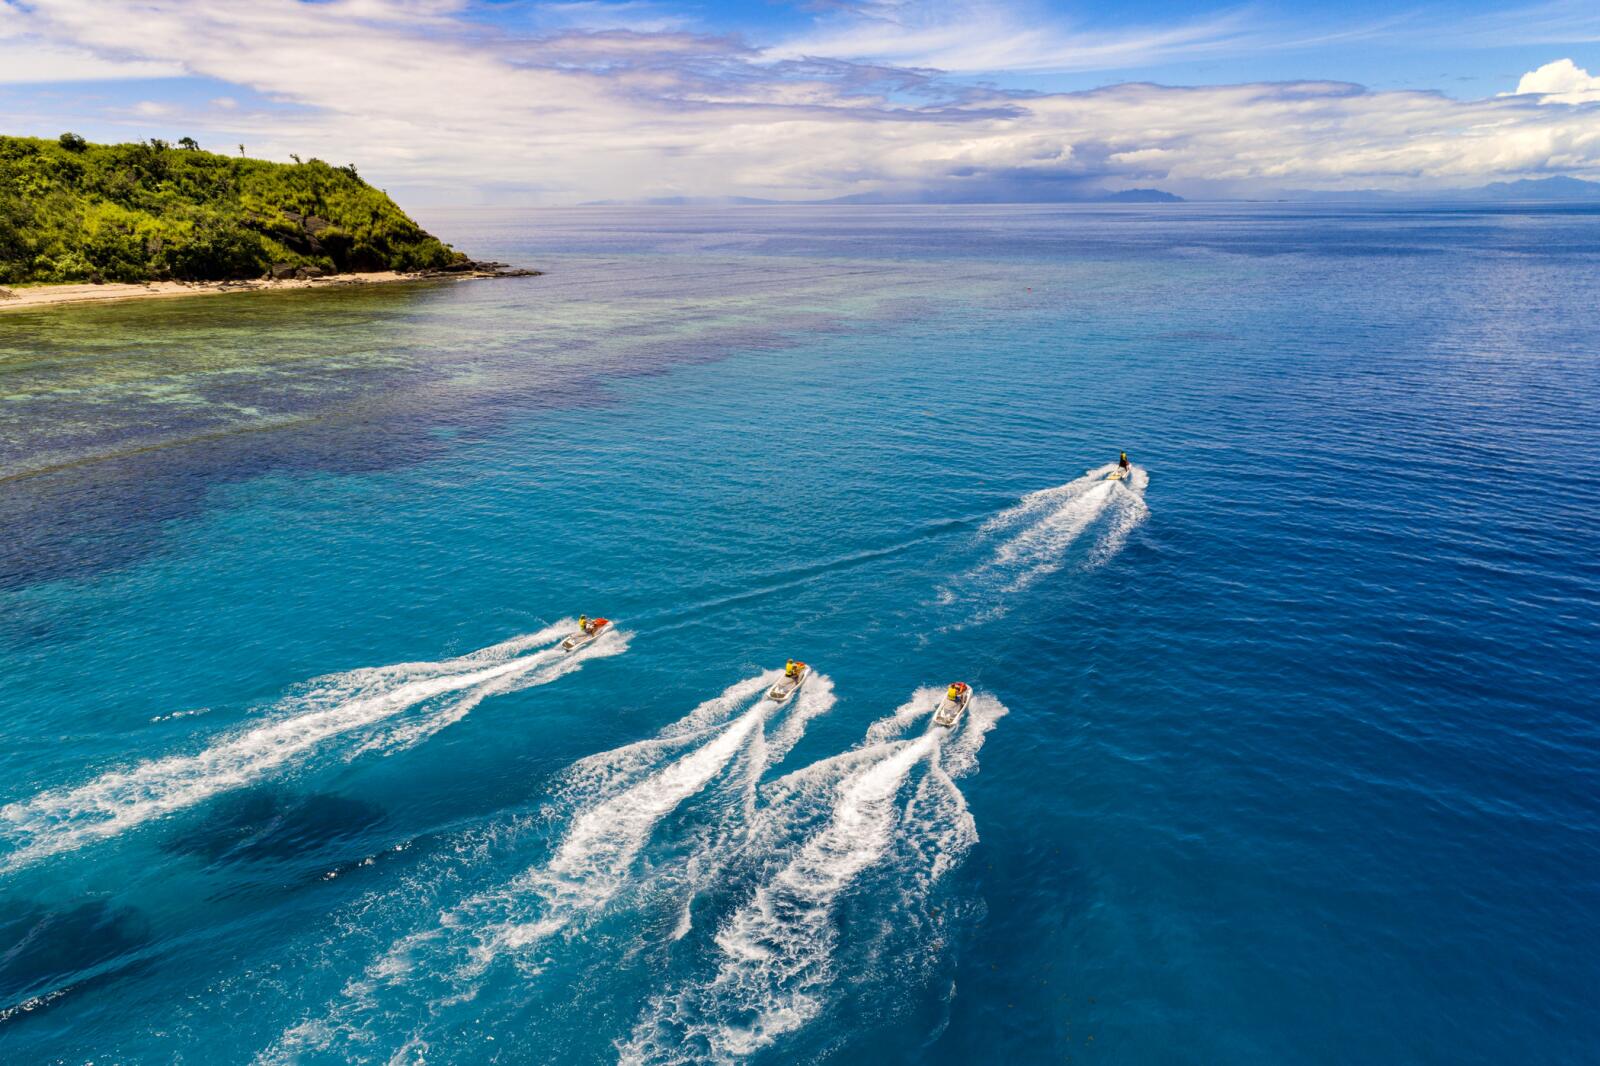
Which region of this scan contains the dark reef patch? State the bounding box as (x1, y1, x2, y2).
(0, 896, 150, 1018)
(166, 788, 387, 868)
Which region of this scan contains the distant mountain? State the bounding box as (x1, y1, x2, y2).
(582, 187, 1184, 207)
(1281, 175, 1600, 203)
(579, 195, 782, 206)
(822, 186, 1184, 205)
(1095, 188, 1184, 203)
(1471, 176, 1600, 200)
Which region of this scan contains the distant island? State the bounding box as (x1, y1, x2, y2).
(580, 188, 1186, 206)
(1277, 175, 1600, 203)
(0, 133, 532, 306)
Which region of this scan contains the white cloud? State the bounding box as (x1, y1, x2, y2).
(1437, 1, 1600, 47)
(764, 0, 1591, 77)
(532, 1, 691, 34)
(1513, 58, 1600, 104)
(4, 0, 1600, 202)
(0, 37, 183, 83)
(767, 0, 1279, 74)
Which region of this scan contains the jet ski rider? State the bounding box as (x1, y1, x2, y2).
(947, 682, 965, 702)
(578, 615, 590, 633)
(1119, 452, 1130, 472)
(785, 659, 801, 679)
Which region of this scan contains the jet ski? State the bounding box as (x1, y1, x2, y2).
(766, 662, 810, 704)
(561, 617, 610, 652)
(933, 682, 971, 728)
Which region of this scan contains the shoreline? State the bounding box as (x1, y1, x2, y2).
(0, 266, 536, 312)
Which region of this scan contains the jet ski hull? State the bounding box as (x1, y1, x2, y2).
(933, 691, 970, 728)
(561, 621, 610, 652)
(1105, 469, 1127, 482)
(766, 666, 810, 704)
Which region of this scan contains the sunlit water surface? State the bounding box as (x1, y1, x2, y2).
(1, 204, 1596, 1064)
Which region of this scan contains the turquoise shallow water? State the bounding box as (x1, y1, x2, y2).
(1, 204, 1597, 1063)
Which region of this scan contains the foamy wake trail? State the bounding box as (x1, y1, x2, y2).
(623, 688, 1007, 1064)
(669, 675, 838, 941)
(462, 673, 834, 963)
(0, 622, 621, 872)
(266, 673, 835, 1061)
(940, 464, 1148, 617)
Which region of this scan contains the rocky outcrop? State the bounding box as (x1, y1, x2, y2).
(268, 262, 331, 280)
(258, 259, 541, 283)
(271, 209, 356, 263)
(419, 260, 541, 278)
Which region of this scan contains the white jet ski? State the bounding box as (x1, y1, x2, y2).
(933, 682, 971, 728)
(766, 662, 810, 704)
(561, 617, 611, 652)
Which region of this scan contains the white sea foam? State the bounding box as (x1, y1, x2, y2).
(465, 672, 835, 962)
(267, 672, 838, 1061)
(669, 674, 838, 940)
(0, 622, 617, 871)
(553, 672, 775, 811)
(355, 628, 629, 759)
(1087, 485, 1151, 570)
(941, 464, 1148, 619)
(623, 688, 1006, 1064)
(472, 696, 772, 957)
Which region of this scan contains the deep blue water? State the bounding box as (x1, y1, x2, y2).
(1, 204, 1597, 1064)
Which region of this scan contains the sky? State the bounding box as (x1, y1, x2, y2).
(1, 0, 1598, 203)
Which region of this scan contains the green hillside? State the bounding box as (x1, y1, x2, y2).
(0, 134, 464, 284)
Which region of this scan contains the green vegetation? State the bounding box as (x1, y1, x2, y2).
(0, 134, 464, 284)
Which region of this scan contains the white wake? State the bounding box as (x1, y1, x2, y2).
(265, 670, 836, 1062)
(623, 687, 1006, 1064)
(940, 463, 1149, 619)
(464, 673, 835, 962)
(0, 622, 625, 872)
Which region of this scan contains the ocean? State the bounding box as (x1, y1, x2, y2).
(1, 203, 1596, 1064)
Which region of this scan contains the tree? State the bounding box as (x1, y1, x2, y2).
(0, 132, 463, 283)
(290, 153, 302, 164)
(178, 137, 200, 151)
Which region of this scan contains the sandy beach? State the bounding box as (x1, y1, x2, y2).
(0, 270, 495, 312)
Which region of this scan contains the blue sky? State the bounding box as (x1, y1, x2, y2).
(2, 0, 1598, 202)
(493, 0, 1594, 96)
